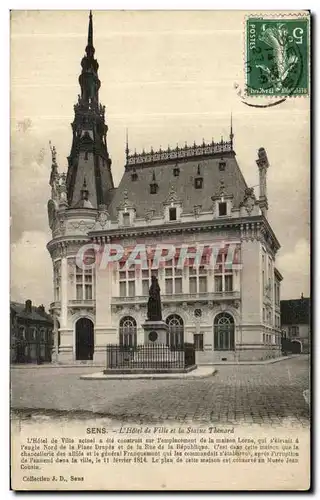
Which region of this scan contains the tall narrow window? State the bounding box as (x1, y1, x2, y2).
(194, 333, 204, 351)
(214, 312, 235, 351)
(214, 251, 233, 293)
(188, 260, 207, 294)
(54, 262, 61, 301)
(164, 260, 182, 295)
(76, 266, 93, 300)
(118, 268, 136, 297)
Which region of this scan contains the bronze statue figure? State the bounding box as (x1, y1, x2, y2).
(147, 275, 162, 321)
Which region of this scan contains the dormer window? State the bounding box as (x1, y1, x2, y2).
(173, 166, 180, 177)
(150, 183, 158, 194)
(194, 164, 203, 189)
(169, 207, 177, 221)
(219, 160, 226, 171)
(150, 170, 158, 194)
(219, 202, 227, 216)
(123, 212, 130, 226)
(131, 169, 138, 181)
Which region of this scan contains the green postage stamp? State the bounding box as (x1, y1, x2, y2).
(245, 16, 310, 97)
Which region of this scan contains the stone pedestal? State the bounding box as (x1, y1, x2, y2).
(142, 320, 168, 345)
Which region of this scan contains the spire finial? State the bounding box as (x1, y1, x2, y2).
(86, 10, 94, 56)
(88, 11, 93, 47)
(230, 112, 234, 148)
(125, 128, 129, 160)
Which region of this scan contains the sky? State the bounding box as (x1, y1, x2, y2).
(10, 10, 310, 308)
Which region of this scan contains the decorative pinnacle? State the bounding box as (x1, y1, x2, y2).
(86, 10, 94, 55)
(49, 141, 57, 165)
(230, 112, 234, 147)
(125, 128, 129, 160)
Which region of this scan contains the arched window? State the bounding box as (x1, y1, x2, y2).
(166, 314, 184, 348)
(214, 312, 235, 351)
(119, 316, 137, 347)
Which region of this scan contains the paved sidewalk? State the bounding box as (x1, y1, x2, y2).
(80, 366, 216, 380)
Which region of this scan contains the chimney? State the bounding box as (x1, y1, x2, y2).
(256, 147, 269, 217)
(37, 304, 45, 314)
(25, 300, 32, 313)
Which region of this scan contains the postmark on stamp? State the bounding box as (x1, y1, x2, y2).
(245, 16, 309, 97)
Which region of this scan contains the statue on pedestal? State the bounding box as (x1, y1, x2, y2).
(147, 275, 162, 321)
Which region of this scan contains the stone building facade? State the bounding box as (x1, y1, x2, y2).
(47, 12, 283, 365)
(281, 296, 310, 354)
(10, 300, 53, 363)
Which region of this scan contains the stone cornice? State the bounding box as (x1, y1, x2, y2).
(47, 235, 91, 257)
(88, 214, 280, 253)
(63, 207, 98, 219)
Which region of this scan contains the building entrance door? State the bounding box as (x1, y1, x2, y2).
(75, 318, 94, 360)
(291, 340, 302, 354)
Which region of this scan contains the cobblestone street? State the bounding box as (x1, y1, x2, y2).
(11, 356, 310, 426)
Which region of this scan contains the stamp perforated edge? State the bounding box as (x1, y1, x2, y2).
(243, 11, 311, 99)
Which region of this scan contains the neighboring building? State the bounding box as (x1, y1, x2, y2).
(10, 300, 53, 363)
(281, 296, 310, 354)
(47, 12, 282, 365)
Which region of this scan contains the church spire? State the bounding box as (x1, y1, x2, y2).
(86, 10, 94, 55)
(78, 10, 100, 106)
(230, 112, 234, 149)
(66, 11, 114, 209)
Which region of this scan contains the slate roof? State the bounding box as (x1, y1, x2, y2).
(10, 302, 53, 324)
(280, 298, 310, 326)
(107, 153, 248, 219)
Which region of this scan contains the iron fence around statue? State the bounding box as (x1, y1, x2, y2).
(106, 343, 195, 371)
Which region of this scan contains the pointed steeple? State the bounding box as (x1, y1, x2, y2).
(230, 112, 234, 148)
(86, 10, 94, 55)
(66, 11, 114, 209)
(125, 128, 129, 161)
(79, 10, 100, 106)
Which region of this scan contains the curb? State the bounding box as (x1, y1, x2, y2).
(80, 368, 217, 381)
(198, 355, 299, 366)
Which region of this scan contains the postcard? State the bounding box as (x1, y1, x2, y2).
(10, 10, 310, 491)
